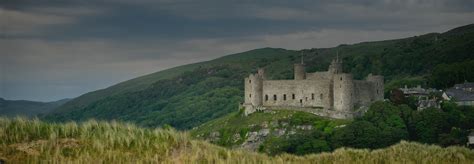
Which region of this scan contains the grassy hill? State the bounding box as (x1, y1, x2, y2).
(0, 98, 69, 118)
(45, 24, 474, 129)
(1, 117, 473, 163)
(191, 110, 350, 154)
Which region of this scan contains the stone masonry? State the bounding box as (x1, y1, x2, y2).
(242, 56, 384, 119)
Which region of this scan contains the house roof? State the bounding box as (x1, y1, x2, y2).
(446, 88, 474, 101)
(454, 82, 474, 89)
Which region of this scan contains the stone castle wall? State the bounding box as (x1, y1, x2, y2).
(306, 72, 330, 80)
(261, 80, 332, 108)
(353, 80, 375, 107)
(242, 57, 384, 119)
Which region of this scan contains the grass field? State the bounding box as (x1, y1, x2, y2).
(1, 117, 473, 163)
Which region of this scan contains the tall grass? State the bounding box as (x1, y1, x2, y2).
(1, 117, 473, 163)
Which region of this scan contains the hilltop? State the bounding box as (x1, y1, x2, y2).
(1, 117, 473, 163)
(44, 24, 474, 129)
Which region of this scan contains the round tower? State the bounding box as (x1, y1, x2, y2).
(294, 63, 306, 80)
(332, 73, 354, 112)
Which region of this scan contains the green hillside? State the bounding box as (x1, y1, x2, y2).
(0, 98, 69, 118)
(45, 24, 474, 129)
(1, 117, 473, 163)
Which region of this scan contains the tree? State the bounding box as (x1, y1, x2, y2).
(413, 108, 449, 144)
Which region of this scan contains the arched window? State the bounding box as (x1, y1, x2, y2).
(249, 94, 252, 98)
(311, 93, 314, 100)
(320, 93, 323, 99)
(283, 94, 287, 100)
(292, 94, 295, 99)
(273, 95, 277, 101)
(340, 77, 342, 81)
(265, 95, 268, 101)
(249, 80, 251, 83)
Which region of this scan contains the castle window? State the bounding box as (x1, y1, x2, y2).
(340, 85, 342, 88)
(249, 94, 251, 98)
(265, 95, 268, 101)
(311, 93, 314, 100)
(292, 94, 295, 99)
(377, 89, 379, 94)
(249, 80, 251, 83)
(283, 94, 287, 100)
(320, 93, 323, 99)
(273, 95, 277, 101)
(340, 77, 342, 81)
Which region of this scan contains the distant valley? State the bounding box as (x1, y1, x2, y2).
(0, 98, 70, 118)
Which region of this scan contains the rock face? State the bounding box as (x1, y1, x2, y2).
(238, 122, 314, 151)
(202, 119, 323, 151)
(208, 131, 220, 142)
(241, 131, 261, 150)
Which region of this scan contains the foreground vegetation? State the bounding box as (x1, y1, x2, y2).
(1, 117, 473, 163)
(45, 24, 474, 130)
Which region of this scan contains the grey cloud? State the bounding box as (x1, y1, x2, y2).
(0, 8, 74, 35)
(1, 6, 104, 36)
(1, 0, 473, 101)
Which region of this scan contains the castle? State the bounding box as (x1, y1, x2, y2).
(242, 56, 384, 119)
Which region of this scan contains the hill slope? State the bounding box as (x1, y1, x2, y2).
(45, 24, 474, 129)
(1, 118, 473, 163)
(0, 98, 69, 117)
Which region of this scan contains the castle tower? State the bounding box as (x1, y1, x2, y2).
(328, 55, 343, 74)
(294, 53, 306, 80)
(332, 73, 354, 112)
(366, 73, 384, 101)
(294, 63, 306, 80)
(244, 68, 264, 107)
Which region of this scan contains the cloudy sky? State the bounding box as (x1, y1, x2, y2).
(1, 0, 473, 102)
